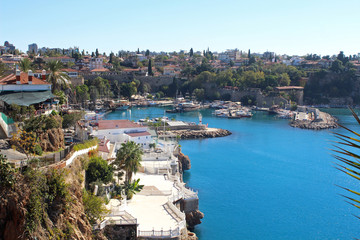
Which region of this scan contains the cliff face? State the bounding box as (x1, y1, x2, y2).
(0, 175, 29, 240)
(38, 128, 65, 152)
(186, 210, 204, 231)
(0, 157, 94, 240)
(178, 151, 191, 173)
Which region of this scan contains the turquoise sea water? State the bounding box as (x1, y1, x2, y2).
(106, 107, 360, 240)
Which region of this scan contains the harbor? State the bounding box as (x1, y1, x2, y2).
(105, 107, 359, 240)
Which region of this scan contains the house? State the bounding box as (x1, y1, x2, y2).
(91, 120, 149, 144)
(98, 137, 112, 160)
(163, 65, 180, 76)
(90, 57, 104, 70)
(0, 69, 52, 106)
(125, 131, 152, 148)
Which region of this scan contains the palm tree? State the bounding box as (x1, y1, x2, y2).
(113, 141, 143, 185)
(46, 60, 70, 92)
(333, 108, 360, 217)
(19, 58, 33, 72)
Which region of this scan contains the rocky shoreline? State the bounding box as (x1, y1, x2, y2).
(290, 111, 338, 130)
(159, 128, 232, 139)
(174, 149, 204, 237)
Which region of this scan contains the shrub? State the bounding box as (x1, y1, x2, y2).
(73, 138, 98, 151)
(86, 156, 113, 185)
(0, 154, 15, 188)
(82, 189, 109, 224)
(62, 112, 84, 129)
(33, 145, 43, 156)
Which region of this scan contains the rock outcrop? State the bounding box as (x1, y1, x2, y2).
(159, 128, 231, 140)
(178, 151, 191, 173)
(0, 175, 29, 240)
(290, 111, 338, 130)
(185, 210, 204, 231)
(38, 128, 65, 152)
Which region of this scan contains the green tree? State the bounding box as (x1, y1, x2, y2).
(76, 85, 89, 107)
(148, 59, 153, 76)
(125, 178, 144, 200)
(89, 86, 99, 105)
(95, 48, 99, 57)
(113, 141, 143, 185)
(330, 59, 344, 73)
(0, 154, 15, 188)
(86, 156, 113, 185)
(19, 58, 33, 72)
(190, 48, 194, 57)
(82, 189, 109, 224)
(46, 60, 70, 92)
(145, 49, 150, 57)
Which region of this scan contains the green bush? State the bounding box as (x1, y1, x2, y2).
(86, 156, 113, 185)
(62, 112, 84, 129)
(0, 154, 15, 188)
(82, 189, 109, 224)
(73, 138, 98, 151)
(33, 145, 43, 156)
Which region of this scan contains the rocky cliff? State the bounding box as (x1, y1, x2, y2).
(38, 128, 65, 152)
(0, 157, 94, 240)
(177, 151, 191, 173)
(186, 210, 204, 231)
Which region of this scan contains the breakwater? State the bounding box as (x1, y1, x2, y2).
(158, 128, 231, 139)
(290, 111, 338, 130)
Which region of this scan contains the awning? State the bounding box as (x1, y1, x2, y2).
(0, 91, 55, 106)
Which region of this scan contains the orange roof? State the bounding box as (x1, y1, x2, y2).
(0, 72, 50, 85)
(126, 131, 151, 137)
(97, 120, 142, 130)
(61, 68, 78, 72)
(90, 68, 110, 72)
(98, 139, 110, 153)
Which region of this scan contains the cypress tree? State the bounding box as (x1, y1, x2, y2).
(148, 59, 153, 76)
(95, 48, 99, 57)
(190, 48, 193, 57)
(248, 49, 251, 58)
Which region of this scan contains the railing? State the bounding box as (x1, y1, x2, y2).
(165, 200, 185, 221)
(93, 210, 137, 230)
(138, 228, 181, 238)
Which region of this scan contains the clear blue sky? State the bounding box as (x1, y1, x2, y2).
(1, 0, 359, 56)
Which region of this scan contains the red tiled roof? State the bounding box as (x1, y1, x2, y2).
(126, 131, 151, 137)
(98, 139, 110, 153)
(91, 68, 110, 72)
(0, 72, 50, 85)
(97, 120, 142, 130)
(61, 68, 78, 72)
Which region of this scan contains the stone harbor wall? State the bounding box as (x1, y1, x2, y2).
(159, 128, 231, 140)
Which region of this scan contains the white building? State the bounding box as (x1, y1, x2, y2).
(91, 120, 150, 144)
(90, 57, 104, 70)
